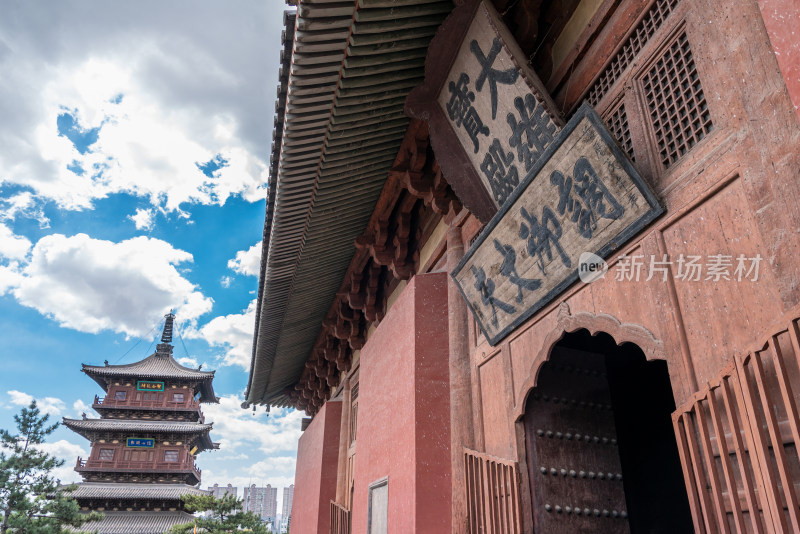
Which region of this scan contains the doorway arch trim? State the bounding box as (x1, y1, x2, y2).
(512, 303, 665, 421)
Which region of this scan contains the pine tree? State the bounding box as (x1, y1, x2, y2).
(0, 401, 102, 533)
(167, 493, 270, 533)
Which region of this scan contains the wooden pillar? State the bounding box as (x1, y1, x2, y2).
(334, 376, 351, 506)
(447, 225, 474, 533)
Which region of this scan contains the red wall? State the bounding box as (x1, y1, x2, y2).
(757, 0, 800, 122)
(351, 273, 451, 534)
(291, 400, 342, 534)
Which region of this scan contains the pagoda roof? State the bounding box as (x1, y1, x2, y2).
(82, 344, 217, 403)
(71, 510, 194, 534)
(63, 482, 209, 500)
(63, 418, 218, 451)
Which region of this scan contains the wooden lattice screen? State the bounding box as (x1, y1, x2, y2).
(465, 448, 523, 534)
(673, 316, 800, 533)
(330, 500, 351, 534)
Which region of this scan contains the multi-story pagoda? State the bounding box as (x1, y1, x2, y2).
(63, 312, 219, 534)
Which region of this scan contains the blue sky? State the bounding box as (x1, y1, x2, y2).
(0, 0, 299, 511)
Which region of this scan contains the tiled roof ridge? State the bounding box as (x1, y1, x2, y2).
(82, 351, 214, 379)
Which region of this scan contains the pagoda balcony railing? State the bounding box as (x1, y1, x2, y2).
(94, 395, 201, 411)
(75, 456, 201, 479)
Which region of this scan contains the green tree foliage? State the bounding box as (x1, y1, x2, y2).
(0, 401, 102, 533)
(167, 493, 270, 534)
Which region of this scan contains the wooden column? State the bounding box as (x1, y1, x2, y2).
(334, 376, 351, 506)
(447, 225, 474, 533)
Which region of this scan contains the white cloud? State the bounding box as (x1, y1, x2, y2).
(129, 207, 155, 231)
(7, 390, 66, 416)
(177, 356, 199, 368)
(72, 399, 91, 417)
(220, 275, 232, 288)
(3, 233, 212, 336)
(35, 439, 87, 484)
(0, 2, 280, 216)
(0, 223, 32, 260)
(227, 241, 261, 277)
(203, 395, 303, 456)
(0, 192, 50, 228)
(189, 299, 256, 369)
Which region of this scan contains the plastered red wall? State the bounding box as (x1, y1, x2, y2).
(291, 400, 342, 534)
(757, 0, 800, 122)
(350, 272, 451, 534)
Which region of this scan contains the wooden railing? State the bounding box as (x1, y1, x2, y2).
(76, 457, 201, 478)
(673, 314, 800, 533)
(330, 501, 350, 534)
(94, 394, 200, 411)
(464, 448, 522, 534)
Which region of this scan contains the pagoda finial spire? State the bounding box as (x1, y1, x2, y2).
(161, 310, 175, 344)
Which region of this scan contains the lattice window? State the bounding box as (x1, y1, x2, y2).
(587, 0, 679, 106)
(98, 448, 114, 461)
(642, 31, 713, 167)
(604, 102, 635, 161)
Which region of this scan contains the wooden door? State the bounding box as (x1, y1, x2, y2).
(524, 346, 630, 533)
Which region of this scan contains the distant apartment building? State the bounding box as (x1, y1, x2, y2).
(243, 484, 277, 522)
(281, 484, 294, 524)
(207, 483, 237, 499)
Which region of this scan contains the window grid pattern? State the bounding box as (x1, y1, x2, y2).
(605, 101, 635, 161)
(642, 31, 713, 167)
(587, 0, 680, 106)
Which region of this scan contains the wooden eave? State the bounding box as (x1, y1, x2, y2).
(245, 0, 453, 408)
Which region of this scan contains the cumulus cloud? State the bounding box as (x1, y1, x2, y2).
(6, 390, 66, 416)
(3, 233, 212, 336)
(203, 395, 304, 456)
(177, 356, 200, 368)
(0, 223, 32, 260)
(35, 439, 87, 484)
(188, 299, 256, 369)
(129, 207, 155, 231)
(0, 1, 279, 216)
(72, 399, 91, 417)
(227, 241, 261, 277)
(0, 191, 50, 228)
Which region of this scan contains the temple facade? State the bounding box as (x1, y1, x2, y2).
(248, 1, 800, 533)
(64, 312, 219, 534)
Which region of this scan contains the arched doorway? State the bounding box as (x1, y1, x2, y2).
(522, 328, 693, 533)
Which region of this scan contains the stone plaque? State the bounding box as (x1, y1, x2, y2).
(453, 104, 662, 346)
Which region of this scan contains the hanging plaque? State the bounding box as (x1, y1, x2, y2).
(407, 0, 563, 222)
(137, 380, 164, 391)
(126, 438, 155, 448)
(452, 104, 663, 346)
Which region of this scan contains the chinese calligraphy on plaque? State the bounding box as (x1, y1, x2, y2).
(126, 438, 155, 448)
(438, 1, 562, 208)
(452, 104, 662, 345)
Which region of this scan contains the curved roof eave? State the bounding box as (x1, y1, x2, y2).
(245, 0, 453, 408)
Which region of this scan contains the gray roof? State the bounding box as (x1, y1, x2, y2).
(83, 345, 217, 403)
(63, 418, 217, 452)
(65, 483, 209, 500)
(63, 418, 213, 434)
(73, 511, 194, 534)
(245, 0, 453, 407)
